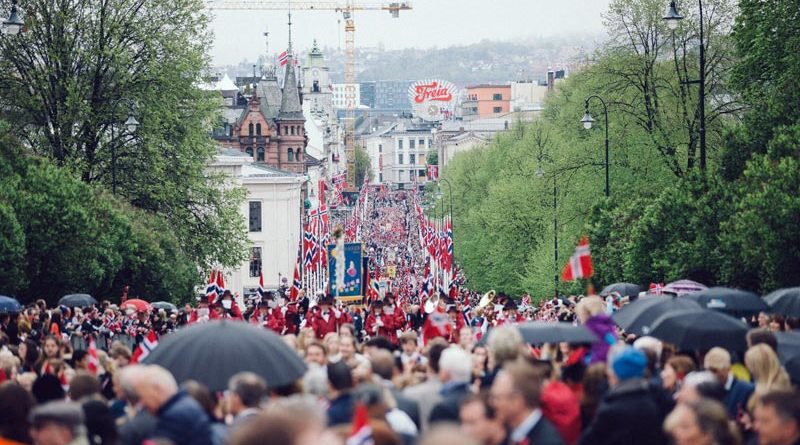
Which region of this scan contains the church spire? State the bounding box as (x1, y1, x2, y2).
(278, 5, 303, 120)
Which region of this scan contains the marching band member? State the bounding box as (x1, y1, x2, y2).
(364, 300, 397, 340)
(311, 295, 342, 340)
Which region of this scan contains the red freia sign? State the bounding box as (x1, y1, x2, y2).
(414, 81, 453, 103)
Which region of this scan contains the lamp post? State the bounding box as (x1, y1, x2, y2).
(536, 168, 558, 297)
(2, 0, 24, 35)
(581, 95, 610, 198)
(438, 177, 454, 262)
(664, 0, 707, 171)
(111, 107, 139, 195)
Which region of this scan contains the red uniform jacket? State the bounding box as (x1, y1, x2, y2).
(311, 310, 342, 339)
(422, 308, 452, 345)
(188, 309, 220, 324)
(365, 312, 396, 341)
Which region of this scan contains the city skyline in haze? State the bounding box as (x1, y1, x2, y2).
(209, 0, 612, 66)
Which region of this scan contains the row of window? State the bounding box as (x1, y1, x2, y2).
(397, 138, 430, 150)
(397, 154, 422, 165)
(246, 122, 303, 137)
(396, 169, 427, 182)
(244, 147, 303, 163)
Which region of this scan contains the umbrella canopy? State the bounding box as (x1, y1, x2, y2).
(121, 299, 151, 313)
(764, 287, 800, 317)
(775, 332, 800, 382)
(684, 287, 769, 316)
(648, 308, 748, 351)
(151, 301, 178, 312)
(58, 294, 98, 308)
(142, 320, 307, 391)
(0, 295, 21, 313)
(517, 322, 597, 345)
(600, 283, 642, 298)
(663, 279, 708, 296)
(612, 296, 701, 336)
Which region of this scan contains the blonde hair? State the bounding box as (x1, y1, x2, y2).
(745, 344, 791, 411)
(576, 296, 606, 323)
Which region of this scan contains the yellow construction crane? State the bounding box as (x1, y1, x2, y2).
(207, 1, 412, 192)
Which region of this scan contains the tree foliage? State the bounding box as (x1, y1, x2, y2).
(354, 145, 372, 188)
(0, 0, 247, 270)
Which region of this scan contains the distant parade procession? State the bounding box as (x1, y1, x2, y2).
(1, 0, 800, 445)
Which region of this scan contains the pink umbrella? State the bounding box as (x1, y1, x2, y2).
(663, 279, 708, 296)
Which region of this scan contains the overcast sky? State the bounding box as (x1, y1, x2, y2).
(209, 0, 612, 66)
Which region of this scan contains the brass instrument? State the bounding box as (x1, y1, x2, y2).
(478, 290, 496, 309)
(424, 293, 440, 314)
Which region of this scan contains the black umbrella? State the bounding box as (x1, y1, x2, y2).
(58, 293, 98, 308)
(600, 283, 642, 298)
(764, 288, 800, 317)
(517, 321, 597, 345)
(648, 308, 748, 351)
(142, 320, 307, 391)
(612, 296, 701, 336)
(0, 295, 21, 313)
(775, 332, 800, 382)
(151, 301, 178, 312)
(684, 287, 769, 316)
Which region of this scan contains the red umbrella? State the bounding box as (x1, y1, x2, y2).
(121, 299, 151, 313)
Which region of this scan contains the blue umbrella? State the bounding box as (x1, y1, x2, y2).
(58, 293, 98, 308)
(764, 287, 800, 317)
(0, 295, 22, 313)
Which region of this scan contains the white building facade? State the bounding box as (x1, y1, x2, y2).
(210, 150, 305, 296)
(359, 120, 435, 190)
(332, 83, 361, 110)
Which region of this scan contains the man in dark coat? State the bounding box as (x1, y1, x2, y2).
(370, 349, 421, 429)
(704, 347, 755, 419)
(326, 361, 355, 426)
(578, 347, 669, 445)
(490, 360, 564, 445)
(129, 365, 213, 445)
(430, 347, 478, 425)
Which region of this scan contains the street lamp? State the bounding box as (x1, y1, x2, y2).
(664, 0, 706, 170)
(536, 168, 558, 297)
(2, 0, 24, 35)
(581, 95, 610, 197)
(111, 106, 139, 195)
(439, 177, 454, 264)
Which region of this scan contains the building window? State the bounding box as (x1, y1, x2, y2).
(419, 139, 425, 148)
(493, 106, 502, 113)
(290, 126, 295, 136)
(284, 126, 288, 135)
(296, 148, 302, 162)
(249, 247, 262, 277)
(248, 122, 254, 135)
(398, 154, 404, 165)
(419, 169, 425, 178)
(398, 139, 403, 150)
(397, 170, 403, 182)
(493, 93, 503, 100)
(313, 80, 320, 92)
(257, 146, 265, 162)
(378, 144, 382, 153)
(249, 201, 262, 232)
(409, 154, 416, 165)
(246, 146, 253, 157)
(288, 148, 294, 162)
(379, 173, 383, 182)
(408, 170, 414, 181)
(409, 139, 415, 149)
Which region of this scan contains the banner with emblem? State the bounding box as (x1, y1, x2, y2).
(328, 242, 364, 302)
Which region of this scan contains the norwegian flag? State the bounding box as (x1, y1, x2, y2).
(290, 257, 302, 302)
(258, 272, 267, 299)
(347, 403, 374, 445)
(130, 330, 159, 364)
(87, 339, 99, 375)
(649, 282, 665, 296)
(427, 165, 439, 180)
(521, 294, 532, 307)
(303, 224, 315, 270)
(419, 265, 431, 303)
(278, 50, 289, 66)
(444, 218, 454, 272)
(216, 271, 226, 299)
(561, 235, 593, 281)
(205, 270, 218, 304)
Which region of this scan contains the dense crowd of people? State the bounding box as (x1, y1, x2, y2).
(1, 192, 799, 445)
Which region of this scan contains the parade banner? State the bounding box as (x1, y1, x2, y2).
(386, 265, 397, 279)
(328, 242, 364, 302)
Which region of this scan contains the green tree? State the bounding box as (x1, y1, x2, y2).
(0, 0, 247, 270)
(354, 145, 372, 188)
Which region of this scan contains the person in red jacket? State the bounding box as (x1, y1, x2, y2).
(213, 291, 244, 320)
(311, 295, 342, 339)
(249, 301, 270, 327)
(446, 303, 466, 344)
(384, 293, 407, 337)
(364, 300, 396, 341)
(188, 297, 220, 324)
(266, 300, 286, 334)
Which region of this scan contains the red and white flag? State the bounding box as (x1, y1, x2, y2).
(347, 403, 374, 445)
(131, 330, 159, 364)
(427, 165, 439, 180)
(290, 256, 302, 302)
(561, 235, 593, 281)
(278, 50, 289, 66)
(205, 270, 218, 304)
(87, 339, 99, 375)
